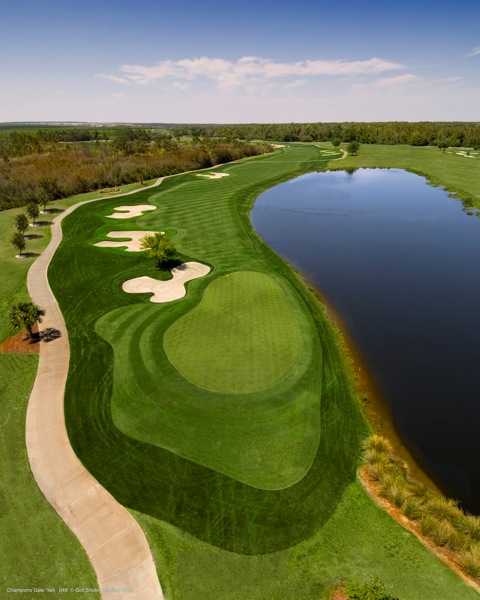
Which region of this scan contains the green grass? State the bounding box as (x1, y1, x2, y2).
(96, 268, 319, 489)
(163, 270, 313, 394)
(0, 354, 97, 598)
(0, 178, 154, 342)
(45, 143, 479, 598)
(329, 144, 480, 211)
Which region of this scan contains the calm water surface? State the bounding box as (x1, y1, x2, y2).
(252, 168, 480, 513)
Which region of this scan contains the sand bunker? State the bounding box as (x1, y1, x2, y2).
(196, 172, 230, 180)
(95, 231, 160, 252)
(123, 262, 210, 303)
(456, 152, 476, 159)
(272, 144, 286, 149)
(107, 205, 156, 219)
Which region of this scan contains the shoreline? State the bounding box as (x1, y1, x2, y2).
(311, 281, 441, 494)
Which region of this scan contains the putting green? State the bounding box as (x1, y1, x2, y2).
(164, 270, 312, 394)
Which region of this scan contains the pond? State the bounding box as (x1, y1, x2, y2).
(252, 168, 480, 513)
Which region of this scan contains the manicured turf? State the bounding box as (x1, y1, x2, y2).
(164, 270, 313, 394)
(47, 143, 479, 598)
(0, 179, 153, 342)
(329, 144, 480, 210)
(0, 354, 97, 598)
(97, 267, 318, 489)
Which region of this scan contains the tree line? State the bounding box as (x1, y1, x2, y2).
(0, 138, 270, 210)
(194, 122, 480, 148)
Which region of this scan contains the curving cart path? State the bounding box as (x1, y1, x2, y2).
(26, 178, 165, 599)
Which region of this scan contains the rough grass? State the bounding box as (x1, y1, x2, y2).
(163, 270, 313, 394)
(0, 354, 97, 598)
(363, 434, 480, 587)
(45, 144, 480, 598)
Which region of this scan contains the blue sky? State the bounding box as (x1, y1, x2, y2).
(1, 0, 479, 122)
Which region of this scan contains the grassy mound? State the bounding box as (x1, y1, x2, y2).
(164, 270, 313, 394)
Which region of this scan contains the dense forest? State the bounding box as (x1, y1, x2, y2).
(2, 121, 480, 211)
(0, 130, 269, 210)
(199, 122, 480, 148)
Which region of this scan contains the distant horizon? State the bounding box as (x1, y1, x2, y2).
(2, 119, 480, 126)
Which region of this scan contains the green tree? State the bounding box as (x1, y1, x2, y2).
(140, 232, 178, 268)
(332, 139, 341, 148)
(15, 213, 29, 234)
(9, 302, 45, 340)
(11, 231, 26, 256)
(27, 201, 40, 225)
(347, 141, 360, 155)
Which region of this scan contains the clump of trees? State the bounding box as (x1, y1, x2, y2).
(199, 122, 480, 148)
(11, 212, 31, 256)
(347, 141, 360, 155)
(9, 302, 45, 340)
(140, 232, 179, 268)
(0, 137, 270, 210)
(362, 434, 480, 584)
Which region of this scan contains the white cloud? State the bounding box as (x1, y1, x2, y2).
(467, 46, 480, 57)
(373, 73, 419, 88)
(97, 55, 405, 88)
(95, 73, 130, 85)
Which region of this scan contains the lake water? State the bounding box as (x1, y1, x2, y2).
(252, 168, 480, 513)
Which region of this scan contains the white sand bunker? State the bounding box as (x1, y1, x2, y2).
(123, 262, 211, 303)
(272, 144, 286, 148)
(95, 231, 160, 252)
(196, 172, 230, 180)
(107, 205, 156, 219)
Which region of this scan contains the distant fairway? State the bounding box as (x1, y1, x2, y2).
(48, 144, 478, 599)
(164, 270, 313, 394)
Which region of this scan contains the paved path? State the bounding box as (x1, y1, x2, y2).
(26, 178, 165, 599)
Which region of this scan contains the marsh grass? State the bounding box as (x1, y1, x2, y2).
(459, 546, 480, 579)
(362, 434, 480, 583)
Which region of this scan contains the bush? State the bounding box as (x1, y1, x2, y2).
(363, 434, 392, 455)
(425, 497, 463, 525)
(420, 515, 438, 537)
(346, 576, 399, 600)
(458, 515, 480, 542)
(458, 545, 480, 579)
(401, 496, 424, 521)
(382, 480, 410, 508)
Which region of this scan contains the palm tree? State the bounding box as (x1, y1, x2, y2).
(15, 213, 29, 234)
(140, 232, 177, 268)
(27, 201, 40, 226)
(11, 231, 26, 256)
(9, 302, 45, 340)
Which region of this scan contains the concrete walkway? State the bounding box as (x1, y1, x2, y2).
(26, 178, 165, 599)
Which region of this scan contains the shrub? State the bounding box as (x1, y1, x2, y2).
(346, 576, 399, 600)
(401, 496, 424, 521)
(384, 481, 410, 509)
(458, 545, 480, 580)
(363, 434, 392, 455)
(420, 515, 438, 537)
(364, 460, 389, 483)
(428, 519, 456, 548)
(425, 497, 463, 525)
(458, 515, 480, 542)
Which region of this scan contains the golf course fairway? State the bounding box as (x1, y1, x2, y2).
(47, 144, 478, 599)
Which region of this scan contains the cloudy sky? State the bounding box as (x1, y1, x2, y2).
(1, 0, 479, 122)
